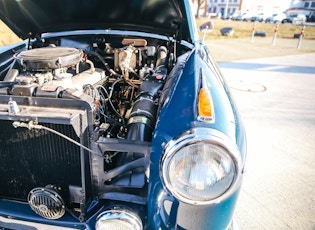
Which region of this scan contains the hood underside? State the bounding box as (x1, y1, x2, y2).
(0, 0, 192, 42)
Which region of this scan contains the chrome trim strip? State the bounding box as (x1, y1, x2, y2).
(96, 208, 143, 230)
(197, 70, 215, 124)
(128, 115, 155, 129)
(197, 115, 215, 123)
(0, 216, 79, 230)
(227, 218, 240, 230)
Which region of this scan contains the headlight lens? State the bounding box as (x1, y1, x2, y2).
(161, 129, 241, 204)
(169, 143, 235, 200)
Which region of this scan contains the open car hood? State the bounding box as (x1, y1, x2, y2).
(0, 0, 194, 43)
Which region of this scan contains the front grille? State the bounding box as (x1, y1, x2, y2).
(0, 120, 82, 201)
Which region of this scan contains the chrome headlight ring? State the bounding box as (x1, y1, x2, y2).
(161, 128, 243, 205)
(95, 207, 143, 230)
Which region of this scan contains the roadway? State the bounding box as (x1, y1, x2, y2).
(218, 53, 315, 229)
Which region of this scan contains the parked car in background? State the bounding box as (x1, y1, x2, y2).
(231, 13, 242, 20)
(225, 12, 240, 20)
(292, 14, 307, 24)
(265, 13, 287, 23)
(251, 13, 268, 22)
(0, 0, 246, 229)
(233, 12, 253, 21)
(221, 12, 235, 20)
(307, 14, 315, 22)
(282, 14, 306, 24)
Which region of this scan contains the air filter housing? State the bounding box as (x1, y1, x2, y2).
(14, 47, 83, 70)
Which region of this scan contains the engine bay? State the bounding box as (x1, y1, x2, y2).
(0, 36, 179, 141)
(0, 35, 186, 214)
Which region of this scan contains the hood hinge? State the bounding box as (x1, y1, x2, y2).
(27, 32, 41, 50)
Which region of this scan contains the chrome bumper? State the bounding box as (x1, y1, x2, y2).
(0, 216, 80, 230)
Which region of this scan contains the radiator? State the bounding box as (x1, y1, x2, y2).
(0, 120, 82, 201)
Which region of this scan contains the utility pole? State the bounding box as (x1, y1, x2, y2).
(224, 0, 229, 18)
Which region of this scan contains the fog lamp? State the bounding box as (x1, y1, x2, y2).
(95, 208, 142, 230)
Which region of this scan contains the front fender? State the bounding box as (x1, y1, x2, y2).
(148, 48, 246, 230)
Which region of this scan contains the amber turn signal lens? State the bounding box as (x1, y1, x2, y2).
(198, 88, 213, 117)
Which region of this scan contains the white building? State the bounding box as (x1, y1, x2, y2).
(286, 0, 315, 17)
(207, 0, 241, 17)
(207, 0, 292, 17)
(240, 0, 291, 14)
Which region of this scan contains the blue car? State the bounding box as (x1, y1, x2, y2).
(0, 0, 246, 229)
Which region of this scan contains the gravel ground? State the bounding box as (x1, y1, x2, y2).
(206, 38, 315, 62)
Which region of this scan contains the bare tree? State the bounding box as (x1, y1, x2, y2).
(194, 0, 206, 18)
(203, 0, 208, 17)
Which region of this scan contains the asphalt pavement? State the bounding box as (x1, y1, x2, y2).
(217, 52, 315, 229)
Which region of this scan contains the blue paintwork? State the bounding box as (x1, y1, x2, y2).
(0, 199, 146, 230)
(0, 199, 93, 229)
(147, 46, 246, 229)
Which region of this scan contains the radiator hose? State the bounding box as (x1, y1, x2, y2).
(126, 46, 168, 142)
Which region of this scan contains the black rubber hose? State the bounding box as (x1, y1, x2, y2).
(84, 50, 122, 78)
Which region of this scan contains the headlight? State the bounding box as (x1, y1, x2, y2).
(95, 208, 143, 230)
(161, 128, 242, 205)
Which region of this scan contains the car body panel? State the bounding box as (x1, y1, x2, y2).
(251, 13, 268, 22)
(282, 14, 306, 24)
(265, 13, 286, 23)
(0, 0, 192, 42)
(233, 12, 253, 21)
(148, 49, 246, 230)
